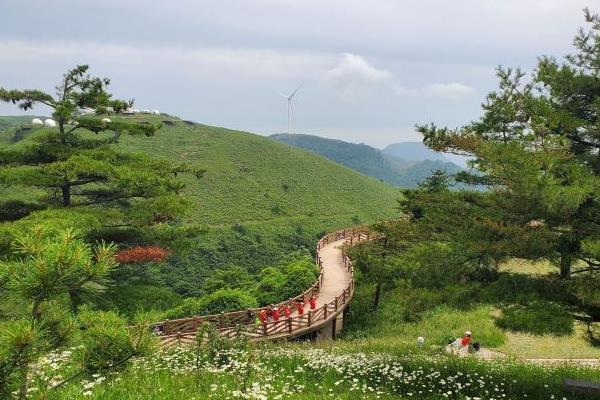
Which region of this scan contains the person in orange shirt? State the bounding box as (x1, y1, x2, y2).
(309, 295, 317, 310)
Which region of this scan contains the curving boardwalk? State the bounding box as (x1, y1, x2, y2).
(156, 227, 372, 346)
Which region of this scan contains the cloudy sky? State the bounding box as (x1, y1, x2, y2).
(0, 0, 593, 152)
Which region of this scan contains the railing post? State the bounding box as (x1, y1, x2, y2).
(308, 311, 312, 326)
(335, 296, 338, 312)
(288, 318, 292, 334)
(324, 305, 328, 320)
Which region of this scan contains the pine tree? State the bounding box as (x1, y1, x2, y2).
(414, 9, 600, 279)
(0, 65, 193, 232)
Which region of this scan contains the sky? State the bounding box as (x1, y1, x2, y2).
(0, 0, 593, 157)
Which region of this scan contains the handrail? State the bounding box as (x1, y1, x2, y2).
(156, 226, 372, 345)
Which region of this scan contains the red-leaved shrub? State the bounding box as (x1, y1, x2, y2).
(115, 246, 170, 264)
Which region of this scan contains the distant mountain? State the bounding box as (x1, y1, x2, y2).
(383, 142, 448, 163)
(270, 133, 462, 188)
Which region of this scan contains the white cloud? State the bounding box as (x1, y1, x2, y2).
(323, 53, 392, 100)
(394, 82, 474, 100)
(0, 40, 334, 82)
(423, 82, 474, 99)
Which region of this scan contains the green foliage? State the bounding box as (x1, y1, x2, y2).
(496, 302, 574, 336)
(414, 11, 600, 280)
(276, 258, 318, 300)
(0, 320, 45, 398)
(0, 227, 117, 318)
(97, 284, 182, 319)
(77, 309, 157, 371)
(0, 65, 194, 249)
(164, 289, 258, 319)
(197, 288, 258, 315)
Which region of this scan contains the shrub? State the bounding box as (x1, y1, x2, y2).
(99, 284, 182, 319)
(115, 246, 170, 264)
(163, 289, 258, 319)
(495, 301, 574, 336)
(278, 259, 318, 300)
(199, 288, 258, 315)
(256, 267, 286, 305)
(77, 309, 156, 371)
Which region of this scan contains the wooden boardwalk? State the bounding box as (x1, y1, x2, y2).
(154, 227, 371, 346)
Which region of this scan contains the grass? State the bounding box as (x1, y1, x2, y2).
(498, 323, 600, 359)
(342, 283, 506, 351)
(342, 276, 600, 359)
(34, 344, 600, 399)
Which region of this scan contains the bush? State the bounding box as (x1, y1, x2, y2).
(163, 289, 258, 319)
(115, 246, 170, 263)
(199, 288, 258, 315)
(495, 301, 574, 336)
(77, 309, 156, 371)
(278, 258, 318, 300)
(98, 284, 182, 319)
(255, 267, 286, 305)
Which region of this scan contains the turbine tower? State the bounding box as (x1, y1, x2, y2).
(282, 87, 300, 134)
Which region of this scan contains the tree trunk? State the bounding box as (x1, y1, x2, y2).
(560, 253, 571, 279)
(61, 184, 71, 207)
(373, 283, 382, 310)
(18, 363, 28, 400)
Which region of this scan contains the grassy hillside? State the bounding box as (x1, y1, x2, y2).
(270, 133, 462, 188)
(1, 114, 399, 228)
(0, 114, 400, 312)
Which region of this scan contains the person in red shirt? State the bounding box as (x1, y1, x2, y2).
(258, 309, 268, 324)
(283, 305, 291, 318)
(461, 331, 472, 347)
(271, 305, 280, 322)
(295, 299, 304, 315)
(309, 295, 317, 310)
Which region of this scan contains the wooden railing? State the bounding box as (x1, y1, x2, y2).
(156, 226, 372, 346)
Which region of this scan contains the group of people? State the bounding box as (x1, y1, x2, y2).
(254, 295, 318, 325)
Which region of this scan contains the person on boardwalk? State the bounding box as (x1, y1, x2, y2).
(295, 299, 305, 316)
(258, 309, 268, 324)
(283, 304, 292, 319)
(271, 305, 280, 322)
(309, 295, 317, 311)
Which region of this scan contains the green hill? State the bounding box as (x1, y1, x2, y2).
(270, 133, 462, 188)
(0, 114, 400, 309)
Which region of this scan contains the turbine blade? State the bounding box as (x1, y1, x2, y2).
(289, 85, 302, 99)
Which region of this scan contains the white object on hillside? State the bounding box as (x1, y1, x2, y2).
(142, 109, 150, 114)
(123, 108, 135, 115)
(101, 118, 111, 123)
(31, 118, 44, 126)
(77, 107, 96, 116)
(44, 119, 57, 128)
(151, 109, 160, 115)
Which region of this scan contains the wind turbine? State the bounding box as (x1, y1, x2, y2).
(280, 87, 301, 134)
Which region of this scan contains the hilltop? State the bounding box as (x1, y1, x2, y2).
(270, 133, 462, 188)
